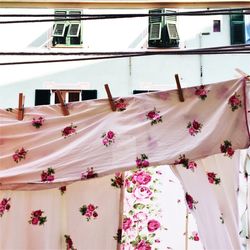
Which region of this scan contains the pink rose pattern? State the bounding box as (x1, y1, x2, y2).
(207, 172, 221, 185)
(187, 120, 202, 136)
(32, 117, 45, 128)
(220, 213, 225, 224)
(121, 168, 164, 249)
(136, 154, 149, 168)
(133, 186, 152, 200)
(64, 235, 76, 250)
(220, 140, 234, 157)
(102, 130, 115, 146)
(41, 168, 55, 182)
(79, 204, 98, 221)
(174, 155, 197, 172)
(147, 219, 160, 232)
(228, 92, 242, 111)
(62, 124, 77, 138)
(59, 186, 67, 195)
(146, 108, 162, 126)
(81, 167, 98, 180)
(12, 147, 28, 163)
(111, 172, 124, 188)
(115, 98, 128, 111)
(185, 192, 198, 210)
(132, 171, 152, 185)
(0, 198, 11, 217)
(29, 209, 47, 225)
(189, 231, 200, 241)
(123, 217, 132, 231)
(195, 85, 209, 100)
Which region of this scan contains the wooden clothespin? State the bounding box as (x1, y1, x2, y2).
(55, 90, 70, 116)
(104, 84, 116, 111)
(17, 93, 25, 121)
(235, 68, 250, 80)
(174, 74, 185, 102)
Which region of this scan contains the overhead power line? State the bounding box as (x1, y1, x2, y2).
(0, 8, 249, 24)
(0, 45, 249, 66)
(0, 44, 250, 56)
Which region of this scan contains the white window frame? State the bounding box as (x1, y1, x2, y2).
(149, 22, 162, 40)
(67, 23, 81, 37)
(166, 21, 179, 40)
(52, 22, 67, 37)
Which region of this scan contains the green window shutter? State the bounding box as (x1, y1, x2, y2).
(133, 90, 157, 94)
(230, 12, 245, 44)
(81, 90, 97, 100)
(35, 90, 51, 106)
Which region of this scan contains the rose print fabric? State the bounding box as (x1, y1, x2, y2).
(0, 174, 119, 250)
(171, 150, 243, 250)
(0, 77, 249, 190)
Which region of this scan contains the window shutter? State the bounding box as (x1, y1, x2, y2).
(35, 90, 51, 106)
(81, 90, 97, 100)
(230, 13, 245, 44)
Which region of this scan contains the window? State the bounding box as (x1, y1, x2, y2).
(35, 90, 97, 106)
(52, 23, 67, 37)
(230, 11, 250, 44)
(133, 90, 157, 94)
(52, 10, 83, 47)
(149, 23, 162, 40)
(148, 9, 179, 48)
(245, 12, 250, 44)
(68, 23, 81, 37)
(213, 20, 221, 32)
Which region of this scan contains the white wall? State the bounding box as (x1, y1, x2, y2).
(0, 8, 249, 108)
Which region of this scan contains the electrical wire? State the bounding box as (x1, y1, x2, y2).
(0, 8, 249, 65)
(0, 44, 249, 56)
(0, 7, 249, 17)
(0, 47, 249, 66)
(0, 8, 249, 24)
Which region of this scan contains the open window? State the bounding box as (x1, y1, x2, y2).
(35, 89, 97, 106)
(52, 10, 83, 47)
(52, 23, 67, 37)
(230, 11, 245, 44)
(68, 23, 81, 37)
(149, 22, 162, 40)
(229, 11, 250, 45)
(148, 9, 179, 48)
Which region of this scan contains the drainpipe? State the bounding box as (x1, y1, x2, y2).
(128, 57, 132, 93)
(199, 32, 210, 84)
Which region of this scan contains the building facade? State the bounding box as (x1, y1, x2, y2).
(0, 8, 249, 108)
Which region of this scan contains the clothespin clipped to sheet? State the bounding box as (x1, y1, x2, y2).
(17, 93, 25, 120)
(104, 84, 116, 111)
(55, 90, 70, 116)
(174, 74, 185, 102)
(235, 68, 250, 81)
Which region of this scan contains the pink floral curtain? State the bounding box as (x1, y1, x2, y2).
(0, 77, 249, 249)
(171, 151, 243, 249)
(0, 175, 120, 249)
